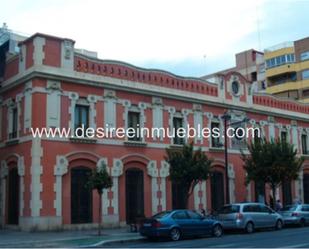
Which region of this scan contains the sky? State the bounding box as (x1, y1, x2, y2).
(2, 0, 309, 77)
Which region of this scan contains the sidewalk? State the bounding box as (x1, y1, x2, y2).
(0, 228, 144, 248)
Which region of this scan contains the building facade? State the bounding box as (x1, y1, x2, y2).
(265, 37, 309, 102)
(0, 32, 309, 231)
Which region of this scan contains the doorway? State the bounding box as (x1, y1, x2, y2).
(7, 167, 19, 225)
(211, 171, 225, 212)
(71, 167, 92, 224)
(125, 168, 144, 224)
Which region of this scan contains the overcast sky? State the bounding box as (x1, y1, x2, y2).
(2, 0, 309, 77)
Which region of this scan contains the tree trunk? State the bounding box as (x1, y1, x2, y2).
(98, 193, 102, 236)
(271, 185, 276, 210)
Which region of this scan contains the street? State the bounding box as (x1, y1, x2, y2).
(102, 226, 309, 248)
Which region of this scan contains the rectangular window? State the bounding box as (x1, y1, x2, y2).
(301, 51, 309, 61)
(9, 107, 18, 139)
(74, 105, 89, 136)
(211, 122, 221, 147)
(128, 111, 141, 141)
(302, 134, 308, 155)
(302, 70, 309, 80)
(254, 128, 261, 144)
(281, 131, 287, 142)
(290, 54, 295, 62)
(266, 60, 271, 68)
(281, 55, 286, 64)
(173, 117, 184, 145)
(251, 72, 257, 81)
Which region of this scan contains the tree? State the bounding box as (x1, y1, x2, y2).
(242, 138, 304, 208)
(86, 164, 113, 236)
(165, 143, 213, 209)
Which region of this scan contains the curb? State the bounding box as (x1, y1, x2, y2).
(82, 236, 144, 247)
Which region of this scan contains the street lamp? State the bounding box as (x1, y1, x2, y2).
(221, 112, 249, 205)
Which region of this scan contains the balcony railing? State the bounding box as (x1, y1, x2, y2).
(265, 41, 294, 52)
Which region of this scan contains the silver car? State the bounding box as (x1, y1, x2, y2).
(279, 204, 309, 227)
(217, 203, 283, 233)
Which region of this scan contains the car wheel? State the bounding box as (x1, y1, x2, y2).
(299, 218, 305, 227)
(245, 222, 254, 234)
(169, 228, 181, 241)
(275, 220, 283, 230)
(212, 224, 223, 237)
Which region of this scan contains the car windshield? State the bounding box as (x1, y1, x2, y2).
(218, 205, 240, 214)
(281, 205, 297, 211)
(152, 211, 171, 219)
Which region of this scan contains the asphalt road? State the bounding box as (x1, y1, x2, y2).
(102, 226, 309, 248)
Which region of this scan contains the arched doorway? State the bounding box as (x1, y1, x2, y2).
(172, 181, 186, 209)
(125, 168, 144, 224)
(304, 173, 309, 204)
(7, 167, 19, 225)
(71, 167, 92, 224)
(255, 181, 265, 203)
(211, 171, 225, 212)
(282, 180, 292, 206)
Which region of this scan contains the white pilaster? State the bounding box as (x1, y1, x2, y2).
(152, 97, 163, 141)
(54, 156, 68, 217)
(193, 104, 203, 144)
(201, 181, 207, 210)
(268, 117, 275, 140)
(193, 183, 200, 210)
(160, 161, 169, 211)
(30, 137, 43, 217)
(24, 81, 32, 133)
(88, 95, 97, 130)
(297, 170, 304, 203)
(33, 37, 45, 66)
(18, 156, 25, 217)
(68, 92, 79, 136)
(46, 81, 61, 128)
(228, 164, 236, 203)
(147, 161, 159, 215)
(61, 39, 74, 70)
(104, 90, 117, 133)
(110, 159, 123, 216)
(291, 124, 299, 152)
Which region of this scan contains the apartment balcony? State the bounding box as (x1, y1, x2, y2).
(266, 63, 297, 78)
(266, 79, 309, 94)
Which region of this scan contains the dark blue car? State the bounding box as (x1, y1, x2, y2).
(139, 210, 223, 241)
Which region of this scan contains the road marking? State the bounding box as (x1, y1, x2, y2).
(211, 243, 238, 248)
(283, 243, 309, 248)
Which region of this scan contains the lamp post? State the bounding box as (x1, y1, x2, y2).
(221, 112, 231, 205)
(221, 112, 250, 205)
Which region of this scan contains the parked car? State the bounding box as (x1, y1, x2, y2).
(217, 203, 283, 233)
(279, 204, 309, 227)
(139, 210, 223, 241)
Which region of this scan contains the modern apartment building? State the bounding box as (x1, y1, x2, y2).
(265, 37, 309, 103)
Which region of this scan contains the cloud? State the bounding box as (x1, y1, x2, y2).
(3, 0, 265, 61)
(4, 0, 308, 77)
